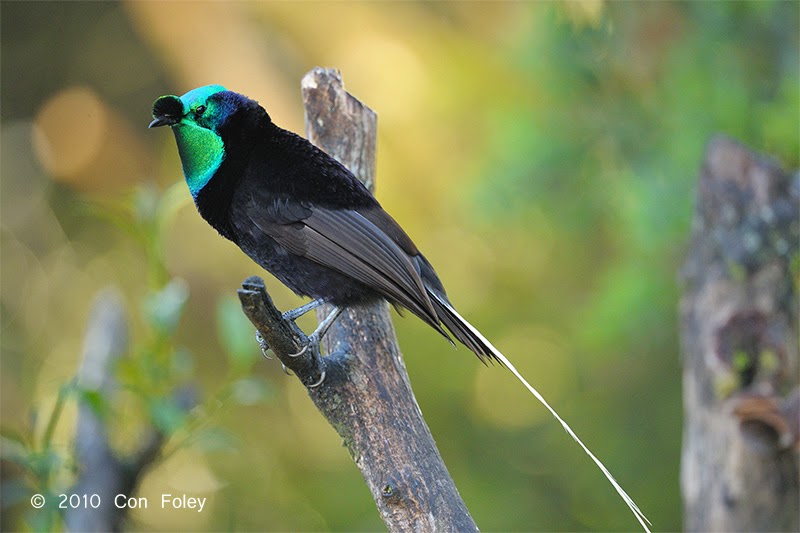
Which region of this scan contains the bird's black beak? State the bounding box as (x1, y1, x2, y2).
(148, 116, 178, 128)
(149, 95, 184, 129)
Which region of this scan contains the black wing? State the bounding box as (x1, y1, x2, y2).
(243, 194, 445, 332)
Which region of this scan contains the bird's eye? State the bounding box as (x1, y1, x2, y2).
(194, 105, 207, 117)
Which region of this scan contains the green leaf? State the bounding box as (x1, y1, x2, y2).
(0, 435, 30, 464)
(133, 183, 160, 224)
(143, 279, 189, 335)
(0, 425, 32, 451)
(148, 397, 187, 435)
(41, 380, 76, 452)
(190, 427, 239, 452)
(216, 296, 259, 369)
(26, 449, 61, 484)
(171, 347, 195, 378)
(231, 377, 275, 406)
(155, 180, 191, 234)
(75, 387, 108, 418)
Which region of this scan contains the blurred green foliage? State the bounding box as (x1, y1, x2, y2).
(1, 181, 274, 530)
(1, 1, 797, 531)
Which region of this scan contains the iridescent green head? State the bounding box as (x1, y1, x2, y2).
(150, 85, 232, 197)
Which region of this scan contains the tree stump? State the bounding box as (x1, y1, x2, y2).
(680, 136, 799, 532)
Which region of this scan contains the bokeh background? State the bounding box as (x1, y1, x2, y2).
(2, 1, 797, 531)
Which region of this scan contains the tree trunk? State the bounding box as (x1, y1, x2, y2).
(680, 136, 799, 532)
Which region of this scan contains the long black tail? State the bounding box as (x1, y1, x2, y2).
(429, 291, 501, 366)
(428, 289, 651, 532)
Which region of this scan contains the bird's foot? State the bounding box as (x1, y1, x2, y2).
(282, 298, 326, 321)
(255, 330, 273, 359)
(287, 306, 343, 357)
(260, 304, 342, 388)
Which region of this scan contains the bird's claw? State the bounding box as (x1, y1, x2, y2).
(288, 343, 309, 358)
(280, 363, 293, 376)
(255, 330, 272, 359)
(307, 370, 326, 389)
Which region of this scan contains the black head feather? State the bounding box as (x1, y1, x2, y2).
(150, 95, 183, 128)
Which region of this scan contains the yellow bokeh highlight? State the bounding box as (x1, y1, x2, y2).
(334, 33, 428, 126)
(559, 0, 606, 29)
(33, 87, 106, 179)
(33, 86, 150, 193)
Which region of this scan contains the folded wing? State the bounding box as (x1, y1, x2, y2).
(244, 195, 447, 336)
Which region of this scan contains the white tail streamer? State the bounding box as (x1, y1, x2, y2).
(432, 294, 651, 532)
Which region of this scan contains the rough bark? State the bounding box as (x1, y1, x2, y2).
(680, 136, 800, 532)
(237, 68, 477, 532)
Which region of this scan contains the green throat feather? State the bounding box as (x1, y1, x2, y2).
(173, 123, 224, 197)
(169, 84, 228, 197)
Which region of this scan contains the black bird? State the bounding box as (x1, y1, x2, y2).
(150, 85, 649, 531)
